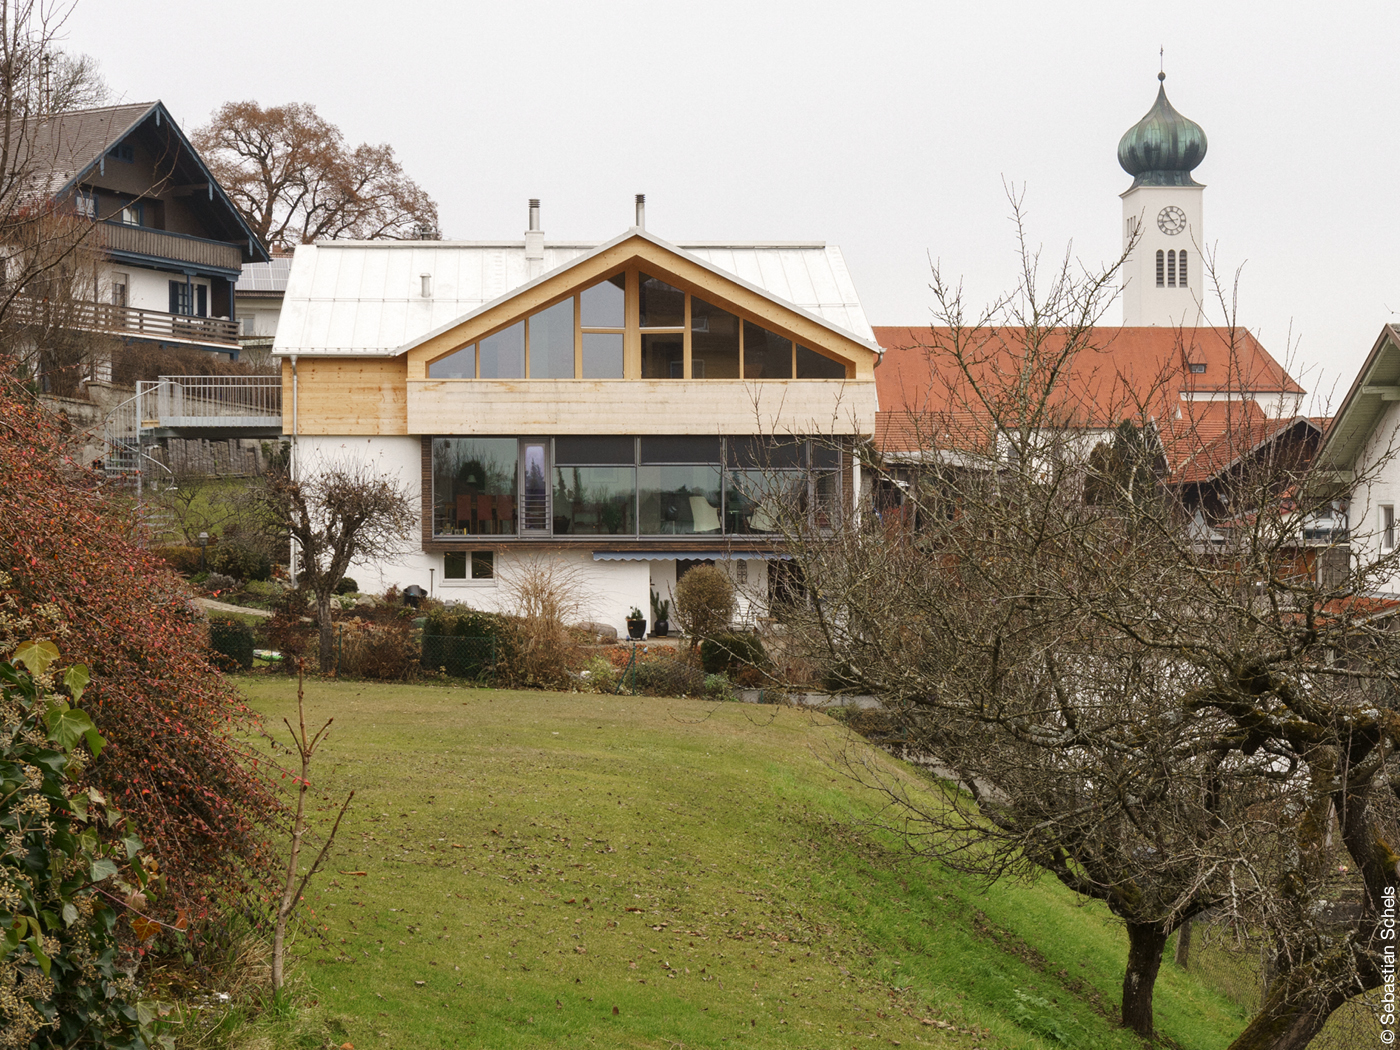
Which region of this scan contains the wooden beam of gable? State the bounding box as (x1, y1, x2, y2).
(170, 182, 210, 196)
(1362, 385, 1400, 400)
(404, 236, 878, 380)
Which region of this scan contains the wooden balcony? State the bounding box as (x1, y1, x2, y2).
(99, 221, 243, 272)
(11, 297, 240, 348)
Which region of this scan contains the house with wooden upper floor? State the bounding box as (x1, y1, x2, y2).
(274, 199, 879, 632)
(16, 100, 268, 383)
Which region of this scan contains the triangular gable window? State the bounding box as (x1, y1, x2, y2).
(427, 268, 850, 380)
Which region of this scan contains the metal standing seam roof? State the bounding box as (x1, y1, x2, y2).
(271, 232, 876, 357)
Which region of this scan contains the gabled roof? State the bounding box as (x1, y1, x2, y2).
(18, 101, 269, 263)
(1161, 402, 1320, 484)
(272, 228, 876, 357)
(871, 326, 1309, 480)
(1315, 324, 1400, 471)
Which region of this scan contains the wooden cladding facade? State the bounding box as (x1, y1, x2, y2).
(281, 357, 409, 435)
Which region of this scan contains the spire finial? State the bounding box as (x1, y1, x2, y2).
(1159, 47, 1165, 79)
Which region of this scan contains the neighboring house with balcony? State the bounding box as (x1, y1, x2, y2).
(20, 100, 268, 369)
(274, 201, 879, 631)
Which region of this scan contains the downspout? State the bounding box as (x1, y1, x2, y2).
(289, 354, 299, 585)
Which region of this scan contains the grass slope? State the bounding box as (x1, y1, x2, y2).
(231, 679, 1250, 1049)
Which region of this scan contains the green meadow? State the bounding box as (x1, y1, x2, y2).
(227, 678, 1254, 1049)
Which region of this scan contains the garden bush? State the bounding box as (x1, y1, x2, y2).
(0, 373, 276, 920)
(336, 619, 419, 680)
(674, 565, 736, 647)
(0, 642, 170, 1049)
(202, 572, 238, 595)
(421, 606, 508, 679)
(208, 540, 272, 582)
(209, 616, 254, 671)
(700, 631, 767, 676)
(632, 656, 705, 697)
(334, 576, 359, 595)
(152, 544, 202, 575)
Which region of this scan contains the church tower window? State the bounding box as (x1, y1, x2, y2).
(1155, 250, 1164, 287)
(1178, 250, 1187, 286)
(1167, 250, 1177, 287)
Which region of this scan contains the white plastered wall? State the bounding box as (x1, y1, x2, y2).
(1344, 399, 1400, 594)
(99, 262, 211, 315)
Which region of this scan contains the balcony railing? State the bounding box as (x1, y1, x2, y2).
(139, 375, 282, 430)
(11, 296, 240, 348)
(99, 222, 243, 271)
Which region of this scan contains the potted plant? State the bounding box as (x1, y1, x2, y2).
(650, 589, 671, 637)
(626, 607, 647, 640)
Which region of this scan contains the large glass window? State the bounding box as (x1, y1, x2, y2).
(522, 443, 549, 531)
(529, 298, 575, 378)
(743, 321, 793, 379)
(582, 332, 623, 378)
(479, 321, 525, 378)
(726, 469, 805, 533)
(796, 345, 846, 379)
(432, 438, 518, 536)
(580, 275, 626, 327)
(691, 296, 740, 378)
(553, 436, 636, 535)
(430, 435, 839, 539)
(428, 344, 475, 379)
(422, 269, 851, 382)
(641, 333, 684, 379)
(639, 273, 685, 327)
(640, 465, 723, 534)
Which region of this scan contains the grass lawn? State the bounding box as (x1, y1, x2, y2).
(231, 677, 1252, 1049)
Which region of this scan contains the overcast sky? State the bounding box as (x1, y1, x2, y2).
(63, 0, 1399, 410)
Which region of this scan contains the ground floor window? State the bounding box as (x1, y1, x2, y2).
(444, 550, 495, 580)
(431, 435, 843, 540)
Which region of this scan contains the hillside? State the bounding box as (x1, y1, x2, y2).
(232, 679, 1252, 1049)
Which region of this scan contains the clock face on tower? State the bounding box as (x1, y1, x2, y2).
(1157, 206, 1188, 236)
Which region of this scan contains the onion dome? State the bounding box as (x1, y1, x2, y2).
(1117, 73, 1207, 187)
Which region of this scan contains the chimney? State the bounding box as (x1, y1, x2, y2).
(635, 193, 646, 230)
(525, 198, 544, 279)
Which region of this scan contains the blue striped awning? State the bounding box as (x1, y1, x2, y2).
(591, 551, 792, 562)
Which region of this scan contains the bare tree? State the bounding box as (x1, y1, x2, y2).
(265, 456, 415, 673)
(193, 100, 440, 250)
(782, 197, 1400, 1045)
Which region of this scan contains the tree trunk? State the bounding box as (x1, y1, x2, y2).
(1122, 921, 1170, 1037)
(1173, 918, 1192, 969)
(317, 597, 335, 674)
(1224, 991, 1337, 1050)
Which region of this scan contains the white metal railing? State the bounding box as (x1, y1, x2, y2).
(148, 375, 282, 428)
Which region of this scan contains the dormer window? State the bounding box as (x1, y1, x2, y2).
(1188, 362, 1206, 374)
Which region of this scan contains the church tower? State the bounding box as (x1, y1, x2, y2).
(1119, 73, 1208, 326)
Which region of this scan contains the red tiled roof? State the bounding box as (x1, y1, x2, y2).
(872, 326, 1307, 477)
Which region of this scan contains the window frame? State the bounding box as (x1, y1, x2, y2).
(424, 267, 851, 381)
(430, 435, 844, 543)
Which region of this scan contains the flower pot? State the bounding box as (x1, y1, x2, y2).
(626, 617, 647, 640)
(654, 619, 669, 637)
